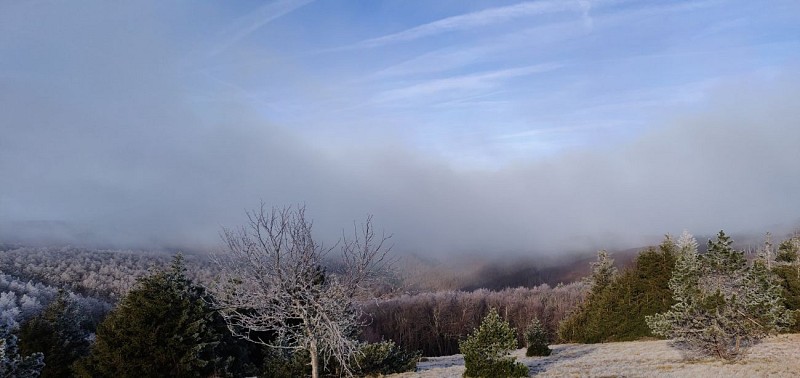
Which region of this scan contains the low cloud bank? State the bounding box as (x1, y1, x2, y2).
(1, 2, 798, 255)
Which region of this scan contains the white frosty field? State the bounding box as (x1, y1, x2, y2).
(390, 334, 800, 377)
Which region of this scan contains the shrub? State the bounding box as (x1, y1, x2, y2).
(261, 349, 310, 378)
(647, 231, 794, 360)
(460, 308, 527, 378)
(262, 340, 419, 377)
(525, 318, 551, 357)
(353, 340, 420, 376)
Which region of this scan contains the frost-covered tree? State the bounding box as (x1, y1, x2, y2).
(362, 282, 587, 357)
(1, 325, 44, 378)
(460, 308, 527, 377)
(776, 236, 799, 263)
(524, 317, 551, 357)
(588, 250, 618, 292)
(213, 205, 393, 378)
(647, 231, 793, 360)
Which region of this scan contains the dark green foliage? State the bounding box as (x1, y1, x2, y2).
(703, 231, 746, 276)
(776, 238, 798, 263)
(460, 309, 527, 378)
(557, 250, 617, 343)
(18, 291, 90, 378)
(773, 236, 800, 332)
(353, 341, 420, 376)
(524, 318, 551, 357)
(1, 327, 44, 378)
(772, 265, 800, 333)
(260, 340, 419, 377)
(558, 240, 677, 343)
(74, 254, 255, 377)
(261, 349, 311, 378)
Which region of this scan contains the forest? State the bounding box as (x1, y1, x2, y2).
(1, 225, 799, 377)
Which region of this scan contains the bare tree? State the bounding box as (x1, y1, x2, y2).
(212, 204, 392, 378)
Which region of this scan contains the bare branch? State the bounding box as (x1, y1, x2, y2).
(210, 205, 393, 378)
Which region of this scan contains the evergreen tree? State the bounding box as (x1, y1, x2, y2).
(776, 237, 799, 263)
(557, 250, 618, 342)
(460, 308, 527, 378)
(351, 341, 420, 376)
(647, 231, 793, 360)
(18, 291, 90, 378)
(772, 236, 800, 332)
(74, 254, 254, 377)
(1, 325, 44, 378)
(588, 250, 618, 292)
(524, 318, 551, 357)
(558, 242, 676, 343)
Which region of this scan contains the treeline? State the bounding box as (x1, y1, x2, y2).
(559, 232, 800, 344)
(1, 256, 419, 377)
(0, 272, 110, 332)
(0, 246, 218, 300)
(3, 230, 799, 375)
(362, 282, 587, 356)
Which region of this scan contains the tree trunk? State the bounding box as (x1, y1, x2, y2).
(310, 339, 319, 378)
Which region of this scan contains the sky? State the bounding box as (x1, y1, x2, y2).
(1, 0, 799, 255)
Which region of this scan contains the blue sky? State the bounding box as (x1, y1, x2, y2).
(186, 0, 800, 167)
(1, 0, 799, 253)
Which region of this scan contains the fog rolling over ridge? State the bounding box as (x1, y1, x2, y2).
(1, 1, 799, 255)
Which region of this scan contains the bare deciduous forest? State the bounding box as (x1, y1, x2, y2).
(2, 230, 799, 376)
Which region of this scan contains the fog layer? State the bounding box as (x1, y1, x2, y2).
(1, 2, 798, 254)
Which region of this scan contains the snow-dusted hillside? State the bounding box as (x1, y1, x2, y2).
(391, 334, 800, 377)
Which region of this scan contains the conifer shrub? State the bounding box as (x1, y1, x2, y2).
(262, 340, 419, 377)
(459, 308, 527, 378)
(353, 340, 420, 376)
(525, 318, 551, 357)
(261, 349, 310, 378)
(647, 231, 794, 360)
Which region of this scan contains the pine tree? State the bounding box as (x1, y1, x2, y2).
(557, 250, 618, 342)
(460, 308, 527, 378)
(776, 237, 799, 263)
(74, 254, 254, 377)
(589, 250, 618, 292)
(773, 236, 800, 331)
(351, 341, 420, 376)
(1, 326, 44, 378)
(524, 318, 551, 357)
(18, 291, 90, 378)
(647, 231, 793, 360)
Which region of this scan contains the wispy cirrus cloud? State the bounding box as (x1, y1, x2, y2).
(353, 1, 591, 49)
(375, 63, 562, 104)
(370, 19, 583, 79)
(208, 0, 313, 57)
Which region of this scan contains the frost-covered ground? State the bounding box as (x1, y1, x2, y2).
(390, 334, 800, 377)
